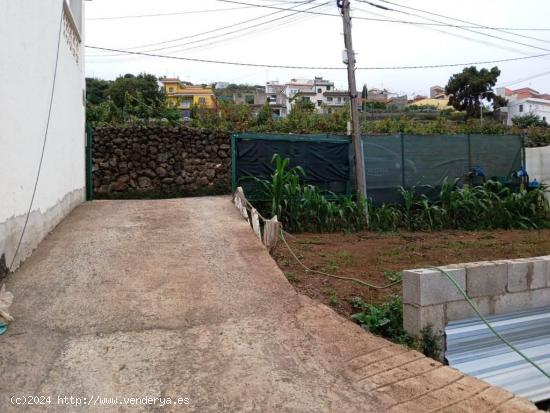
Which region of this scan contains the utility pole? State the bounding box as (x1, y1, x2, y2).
(338, 0, 368, 219)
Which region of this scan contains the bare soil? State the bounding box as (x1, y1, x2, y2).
(272, 229, 550, 318)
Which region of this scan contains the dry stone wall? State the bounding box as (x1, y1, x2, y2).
(92, 126, 231, 197)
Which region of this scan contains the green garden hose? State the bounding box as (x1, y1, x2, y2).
(280, 229, 401, 290)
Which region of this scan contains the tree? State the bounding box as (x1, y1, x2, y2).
(512, 113, 548, 128)
(256, 102, 272, 126)
(108, 73, 163, 109)
(445, 66, 502, 118)
(361, 84, 368, 111)
(86, 78, 111, 105)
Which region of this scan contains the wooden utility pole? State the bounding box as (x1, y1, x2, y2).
(339, 0, 368, 216)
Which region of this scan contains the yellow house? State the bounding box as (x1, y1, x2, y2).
(160, 78, 217, 109)
(409, 97, 450, 110)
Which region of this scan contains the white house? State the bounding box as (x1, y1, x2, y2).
(0, 0, 86, 275)
(267, 77, 348, 115)
(496, 87, 550, 125)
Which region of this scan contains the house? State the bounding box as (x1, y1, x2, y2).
(409, 97, 450, 110)
(497, 87, 550, 125)
(430, 85, 446, 99)
(0, 0, 85, 274)
(269, 77, 348, 115)
(160, 78, 217, 113)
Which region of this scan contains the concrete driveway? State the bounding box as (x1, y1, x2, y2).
(0, 198, 539, 412)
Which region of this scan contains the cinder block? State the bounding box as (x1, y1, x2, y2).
(507, 260, 529, 292)
(402, 267, 466, 306)
(403, 303, 445, 336)
(445, 296, 493, 322)
(466, 262, 507, 298)
(529, 288, 550, 308)
(508, 257, 550, 292)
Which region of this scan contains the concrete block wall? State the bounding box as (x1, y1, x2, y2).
(403, 256, 550, 355)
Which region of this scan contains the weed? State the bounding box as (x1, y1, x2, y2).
(418, 325, 441, 360)
(321, 287, 339, 306)
(349, 296, 367, 310)
(336, 250, 352, 264)
(383, 270, 402, 283)
(324, 260, 338, 273)
(351, 295, 414, 346)
(328, 295, 340, 307)
(284, 272, 300, 283)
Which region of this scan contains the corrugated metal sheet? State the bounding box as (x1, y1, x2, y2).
(445, 306, 550, 403)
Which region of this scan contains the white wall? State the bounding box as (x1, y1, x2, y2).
(526, 146, 550, 188)
(0, 0, 85, 272)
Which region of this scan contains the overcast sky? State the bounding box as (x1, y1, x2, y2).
(85, 0, 550, 97)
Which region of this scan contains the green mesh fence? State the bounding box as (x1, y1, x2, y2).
(232, 133, 524, 204)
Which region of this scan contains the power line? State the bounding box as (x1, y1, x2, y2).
(10, 4, 64, 273)
(217, 0, 550, 31)
(374, 0, 550, 45)
(497, 70, 550, 87)
(359, 0, 550, 53)
(88, 1, 328, 57)
(86, 6, 264, 20)
(87, 0, 319, 56)
(85, 45, 550, 70)
(353, 6, 548, 59)
(87, 6, 328, 61)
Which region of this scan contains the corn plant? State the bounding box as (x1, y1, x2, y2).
(254, 154, 367, 233)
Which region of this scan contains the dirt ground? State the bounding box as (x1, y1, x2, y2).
(272, 229, 550, 318)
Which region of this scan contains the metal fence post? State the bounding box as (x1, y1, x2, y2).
(400, 133, 406, 188)
(231, 134, 237, 193)
(85, 124, 93, 201)
(467, 134, 472, 172)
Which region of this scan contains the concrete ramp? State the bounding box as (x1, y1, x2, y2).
(0, 197, 540, 412)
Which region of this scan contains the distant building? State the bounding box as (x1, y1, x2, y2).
(160, 78, 217, 113)
(409, 97, 450, 110)
(430, 85, 446, 99)
(268, 77, 348, 115)
(215, 82, 229, 89)
(497, 87, 550, 125)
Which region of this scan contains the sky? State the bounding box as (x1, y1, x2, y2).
(85, 0, 550, 97)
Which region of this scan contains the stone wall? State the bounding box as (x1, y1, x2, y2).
(92, 126, 231, 197)
(402, 256, 550, 358)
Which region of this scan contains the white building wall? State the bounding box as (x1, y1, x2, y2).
(526, 146, 550, 193)
(505, 98, 550, 125)
(0, 0, 85, 274)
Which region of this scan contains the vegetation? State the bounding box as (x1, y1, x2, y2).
(253, 155, 367, 233)
(445, 66, 507, 118)
(368, 179, 550, 232)
(350, 295, 441, 358)
(86, 74, 181, 125)
(512, 113, 548, 128)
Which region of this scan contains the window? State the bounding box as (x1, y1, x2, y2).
(245, 95, 254, 104)
(544, 117, 547, 123)
(317, 88, 322, 94)
(168, 87, 174, 93)
(317, 100, 322, 107)
(519, 104, 523, 113)
(198, 97, 206, 105)
(326, 86, 331, 91)
(327, 97, 333, 102)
